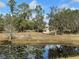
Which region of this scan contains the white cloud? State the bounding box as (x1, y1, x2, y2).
(58, 0, 79, 10)
(70, 7, 79, 10)
(60, 4, 69, 9)
(72, 0, 79, 2)
(59, 0, 73, 9)
(29, 13, 36, 20)
(59, 2, 79, 10)
(29, 0, 38, 9)
(44, 14, 49, 23)
(0, 1, 6, 8)
(60, 4, 79, 10)
(32, 13, 36, 18)
(59, 0, 77, 9)
(29, 0, 44, 10)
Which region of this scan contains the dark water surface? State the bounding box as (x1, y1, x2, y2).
(0, 44, 79, 59)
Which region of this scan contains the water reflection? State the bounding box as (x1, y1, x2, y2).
(43, 45, 49, 59)
(43, 45, 61, 59)
(0, 54, 5, 59)
(0, 45, 79, 59)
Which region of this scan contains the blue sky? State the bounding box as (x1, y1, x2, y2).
(0, 0, 79, 14)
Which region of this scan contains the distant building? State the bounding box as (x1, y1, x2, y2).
(43, 24, 58, 35)
(43, 25, 50, 34)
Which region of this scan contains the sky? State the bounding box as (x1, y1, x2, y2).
(0, 0, 79, 14)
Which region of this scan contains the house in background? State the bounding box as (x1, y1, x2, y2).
(43, 24, 57, 35)
(43, 25, 50, 34)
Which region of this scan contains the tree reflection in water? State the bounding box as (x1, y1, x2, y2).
(0, 44, 79, 59)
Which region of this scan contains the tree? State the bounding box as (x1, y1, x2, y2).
(48, 7, 58, 31)
(0, 14, 4, 32)
(48, 7, 60, 34)
(34, 5, 46, 32)
(18, 3, 31, 19)
(7, 0, 16, 40)
(8, 0, 16, 14)
(48, 7, 79, 34)
(7, 0, 16, 59)
(14, 3, 33, 32)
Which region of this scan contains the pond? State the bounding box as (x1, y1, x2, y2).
(0, 44, 79, 59)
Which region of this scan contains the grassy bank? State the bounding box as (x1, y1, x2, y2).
(60, 56, 79, 59)
(0, 32, 79, 46)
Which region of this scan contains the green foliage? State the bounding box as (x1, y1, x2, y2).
(8, 0, 16, 14)
(0, 14, 4, 32)
(1, 1, 79, 34)
(18, 2, 31, 19)
(0, 1, 46, 33)
(34, 5, 46, 32)
(49, 8, 79, 34)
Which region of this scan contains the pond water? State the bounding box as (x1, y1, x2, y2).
(43, 45, 61, 59)
(0, 44, 79, 59)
